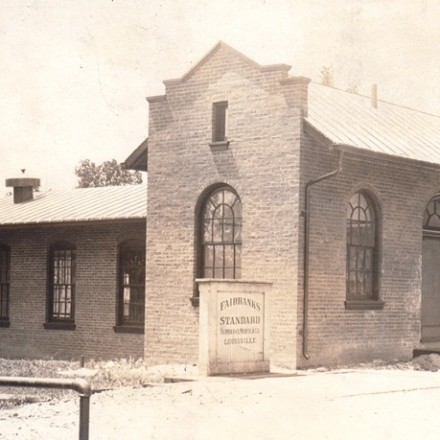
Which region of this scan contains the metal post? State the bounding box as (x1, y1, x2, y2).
(79, 394, 90, 440)
(0, 376, 91, 440)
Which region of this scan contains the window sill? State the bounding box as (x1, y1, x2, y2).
(190, 296, 200, 307)
(0, 320, 10, 328)
(345, 300, 385, 310)
(44, 322, 76, 330)
(209, 141, 230, 151)
(113, 325, 144, 334)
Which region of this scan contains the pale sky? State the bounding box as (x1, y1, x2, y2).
(1, 0, 440, 195)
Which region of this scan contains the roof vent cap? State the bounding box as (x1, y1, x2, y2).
(6, 177, 40, 204)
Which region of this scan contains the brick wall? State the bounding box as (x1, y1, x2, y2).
(297, 133, 437, 367)
(145, 44, 303, 368)
(0, 220, 145, 360)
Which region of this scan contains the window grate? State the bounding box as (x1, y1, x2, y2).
(202, 187, 242, 279)
(118, 241, 145, 327)
(346, 192, 377, 300)
(0, 245, 10, 320)
(48, 243, 75, 322)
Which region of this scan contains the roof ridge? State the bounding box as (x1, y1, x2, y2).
(311, 81, 440, 118)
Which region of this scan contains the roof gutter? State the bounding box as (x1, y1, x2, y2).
(302, 147, 344, 360)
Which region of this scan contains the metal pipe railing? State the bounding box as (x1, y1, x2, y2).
(0, 376, 91, 440)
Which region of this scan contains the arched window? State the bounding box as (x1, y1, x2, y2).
(424, 196, 440, 230)
(117, 239, 145, 328)
(47, 241, 76, 324)
(0, 244, 10, 324)
(201, 186, 242, 279)
(346, 192, 377, 300)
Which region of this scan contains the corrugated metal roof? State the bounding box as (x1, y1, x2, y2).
(0, 184, 147, 226)
(307, 82, 440, 164)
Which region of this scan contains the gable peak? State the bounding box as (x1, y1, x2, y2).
(163, 41, 291, 86)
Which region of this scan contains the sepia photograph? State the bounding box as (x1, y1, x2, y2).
(1, 1, 440, 438)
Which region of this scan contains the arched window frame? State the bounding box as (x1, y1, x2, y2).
(346, 191, 383, 309)
(0, 243, 10, 326)
(45, 240, 76, 329)
(197, 185, 242, 282)
(115, 239, 146, 333)
(423, 195, 440, 232)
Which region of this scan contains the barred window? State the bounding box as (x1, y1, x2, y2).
(0, 244, 10, 322)
(48, 241, 75, 322)
(118, 240, 145, 327)
(201, 187, 242, 279)
(346, 192, 377, 300)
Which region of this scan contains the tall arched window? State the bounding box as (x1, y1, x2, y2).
(0, 244, 10, 324)
(346, 192, 378, 300)
(201, 186, 242, 279)
(117, 239, 145, 329)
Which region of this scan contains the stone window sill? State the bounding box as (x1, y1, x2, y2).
(345, 300, 385, 310)
(44, 322, 76, 330)
(0, 320, 10, 328)
(113, 325, 144, 334)
(190, 296, 200, 307)
(209, 141, 230, 151)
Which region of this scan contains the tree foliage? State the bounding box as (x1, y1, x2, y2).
(75, 159, 143, 188)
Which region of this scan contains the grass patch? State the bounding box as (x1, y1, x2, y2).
(0, 357, 159, 410)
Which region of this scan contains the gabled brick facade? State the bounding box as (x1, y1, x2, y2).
(145, 42, 306, 367)
(140, 42, 440, 369)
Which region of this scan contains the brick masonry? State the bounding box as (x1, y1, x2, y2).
(145, 43, 303, 368)
(297, 137, 438, 367)
(0, 220, 145, 360)
(144, 42, 440, 369)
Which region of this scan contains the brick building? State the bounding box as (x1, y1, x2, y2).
(125, 42, 440, 369)
(0, 182, 146, 360)
(4, 42, 440, 369)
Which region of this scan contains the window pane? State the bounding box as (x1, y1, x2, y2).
(365, 273, 373, 297)
(224, 245, 234, 270)
(224, 268, 234, 279)
(356, 272, 364, 297)
(203, 219, 212, 243)
(212, 218, 223, 242)
(348, 246, 357, 271)
(204, 245, 213, 269)
(214, 245, 224, 278)
(365, 248, 373, 270)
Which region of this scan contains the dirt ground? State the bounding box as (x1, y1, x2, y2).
(3, 357, 440, 439)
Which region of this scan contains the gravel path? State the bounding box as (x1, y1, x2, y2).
(3, 360, 440, 439)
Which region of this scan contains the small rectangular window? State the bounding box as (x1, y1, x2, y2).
(212, 101, 228, 142)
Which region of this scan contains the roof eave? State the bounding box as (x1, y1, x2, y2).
(122, 138, 148, 172)
(0, 217, 146, 229)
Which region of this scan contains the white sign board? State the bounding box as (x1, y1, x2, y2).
(198, 280, 271, 376)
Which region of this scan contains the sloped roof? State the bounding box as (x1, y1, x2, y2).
(306, 82, 440, 164)
(122, 138, 148, 171)
(0, 184, 147, 226)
